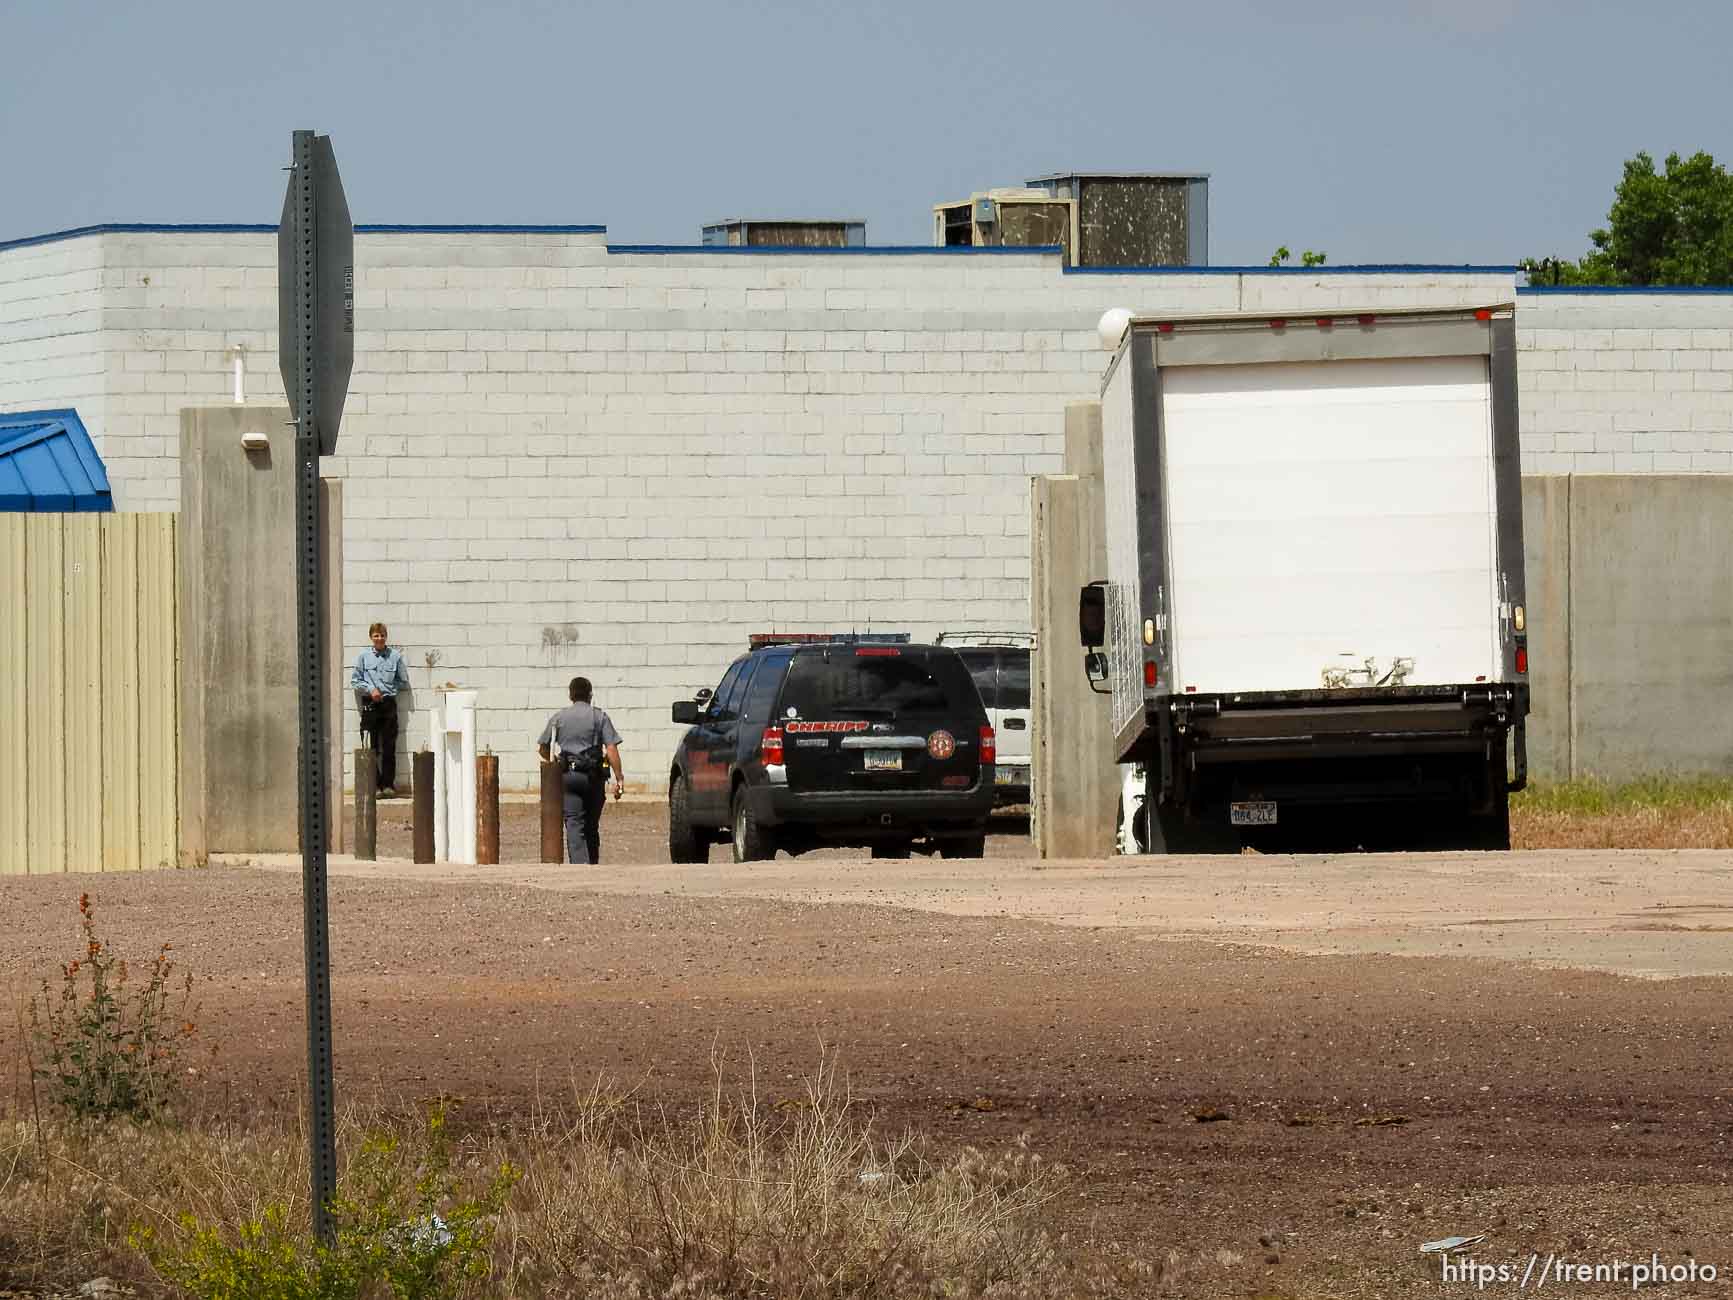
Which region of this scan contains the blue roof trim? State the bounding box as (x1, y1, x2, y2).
(1516, 284, 1733, 295)
(0, 222, 608, 253)
(1065, 263, 1521, 275)
(0, 409, 113, 512)
(607, 243, 1064, 256)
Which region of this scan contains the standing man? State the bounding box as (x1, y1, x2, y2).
(536, 676, 625, 865)
(351, 622, 410, 798)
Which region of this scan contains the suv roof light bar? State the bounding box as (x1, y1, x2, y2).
(748, 631, 913, 649)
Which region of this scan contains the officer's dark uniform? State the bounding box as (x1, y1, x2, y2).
(537, 702, 623, 865)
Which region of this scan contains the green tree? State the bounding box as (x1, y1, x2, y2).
(1524, 151, 1733, 286)
(1269, 245, 1328, 268)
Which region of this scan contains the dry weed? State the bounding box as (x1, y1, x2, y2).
(1513, 777, 1733, 850)
(0, 1052, 1167, 1298)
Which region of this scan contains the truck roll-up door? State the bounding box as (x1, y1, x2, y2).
(1161, 354, 1500, 695)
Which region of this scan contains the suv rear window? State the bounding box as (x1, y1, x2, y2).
(780, 650, 950, 719)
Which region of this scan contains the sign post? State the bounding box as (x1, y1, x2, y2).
(278, 128, 352, 1245)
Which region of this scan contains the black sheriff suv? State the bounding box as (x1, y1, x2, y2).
(668, 635, 996, 863)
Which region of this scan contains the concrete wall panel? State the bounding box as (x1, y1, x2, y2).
(177, 406, 343, 855)
(1568, 476, 1733, 779)
(1519, 476, 1571, 781)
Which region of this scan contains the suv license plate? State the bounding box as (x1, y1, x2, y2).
(1230, 801, 1277, 826)
(864, 750, 902, 772)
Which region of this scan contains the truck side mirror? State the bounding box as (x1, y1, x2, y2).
(1084, 651, 1108, 680)
(1078, 582, 1107, 649)
(672, 700, 701, 724)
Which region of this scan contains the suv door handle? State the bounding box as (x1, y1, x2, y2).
(1003, 717, 1027, 730)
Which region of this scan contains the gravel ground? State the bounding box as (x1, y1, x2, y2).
(8, 832, 1733, 1297)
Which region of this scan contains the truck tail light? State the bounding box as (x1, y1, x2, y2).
(1144, 660, 1158, 688)
(761, 726, 784, 764)
(979, 725, 996, 765)
(1515, 647, 1528, 675)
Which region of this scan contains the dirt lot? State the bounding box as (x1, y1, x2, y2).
(6, 820, 1733, 1296)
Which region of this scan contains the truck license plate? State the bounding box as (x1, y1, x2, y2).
(1230, 801, 1277, 826)
(995, 767, 1016, 785)
(864, 750, 902, 772)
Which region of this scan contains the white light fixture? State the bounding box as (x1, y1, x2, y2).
(1098, 307, 1133, 351)
(240, 430, 269, 452)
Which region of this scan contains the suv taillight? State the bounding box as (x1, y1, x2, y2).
(979, 725, 995, 765)
(761, 726, 784, 765)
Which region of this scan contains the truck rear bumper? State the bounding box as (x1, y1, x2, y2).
(1135, 684, 1530, 816)
(1175, 683, 1526, 763)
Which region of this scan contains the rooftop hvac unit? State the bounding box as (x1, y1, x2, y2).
(932, 189, 1075, 262)
(1024, 172, 1209, 267)
(702, 218, 867, 248)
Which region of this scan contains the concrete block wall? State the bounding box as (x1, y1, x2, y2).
(4, 224, 1731, 790)
(0, 236, 107, 461)
(1516, 289, 1733, 474)
(0, 228, 1515, 788)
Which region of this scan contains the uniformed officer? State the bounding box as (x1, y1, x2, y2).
(536, 676, 625, 865)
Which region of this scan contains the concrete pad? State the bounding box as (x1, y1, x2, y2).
(218, 847, 1733, 980)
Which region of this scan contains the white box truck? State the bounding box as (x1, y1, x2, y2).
(1079, 305, 1529, 851)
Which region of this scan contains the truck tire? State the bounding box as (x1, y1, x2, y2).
(668, 775, 708, 864)
(939, 833, 986, 859)
(870, 841, 912, 860)
(731, 786, 776, 863)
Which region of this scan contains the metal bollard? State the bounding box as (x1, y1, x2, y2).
(476, 750, 499, 865)
(412, 750, 434, 863)
(540, 760, 563, 863)
(353, 747, 377, 862)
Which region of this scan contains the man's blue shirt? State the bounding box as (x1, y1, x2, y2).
(352, 646, 410, 698)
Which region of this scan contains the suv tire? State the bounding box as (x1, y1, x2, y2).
(669, 774, 708, 864)
(870, 842, 912, 859)
(731, 785, 776, 863)
(938, 833, 986, 859)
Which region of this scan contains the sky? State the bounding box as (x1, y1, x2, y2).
(1, 0, 1729, 265)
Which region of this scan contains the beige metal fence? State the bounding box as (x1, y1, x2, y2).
(0, 514, 179, 873)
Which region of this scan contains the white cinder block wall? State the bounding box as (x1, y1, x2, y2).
(1516, 290, 1733, 473)
(0, 235, 109, 459)
(2, 225, 1731, 788)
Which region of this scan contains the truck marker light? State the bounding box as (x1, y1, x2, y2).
(1515, 648, 1528, 675)
(979, 725, 996, 764)
(1157, 322, 1174, 333)
(1144, 661, 1158, 688)
(1475, 308, 1492, 321)
(761, 726, 785, 764)
(1357, 314, 1376, 326)
(1315, 317, 1333, 329)
(1185, 685, 1197, 692)
(1513, 604, 1526, 632)
(1142, 618, 1155, 645)
(1268, 318, 1287, 330)
(1476, 675, 1486, 682)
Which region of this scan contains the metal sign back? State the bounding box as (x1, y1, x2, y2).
(278, 135, 354, 455)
